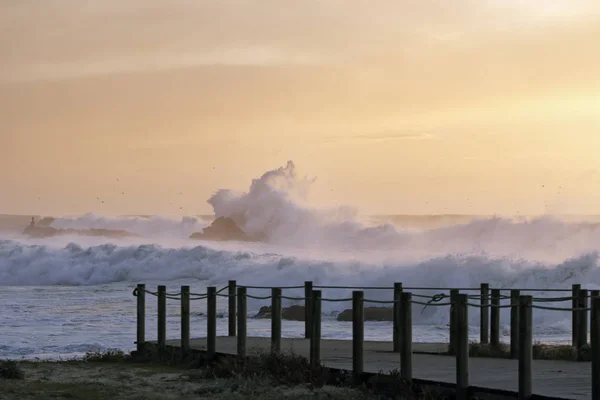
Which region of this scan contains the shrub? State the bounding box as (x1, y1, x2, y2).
(83, 350, 128, 363)
(0, 360, 24, 380)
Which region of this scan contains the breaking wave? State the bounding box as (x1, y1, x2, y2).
(1, 239, 599, 290)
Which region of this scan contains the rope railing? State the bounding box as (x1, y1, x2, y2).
(467, 303, 514, 309)
(281, 295, 307, 301)
(133, 281, 600, 399)
(314, 285, 393, 290)
(322, 297, 354, 302)
(133, 280, 598, 364)
(532, 305, 591, 312)
(133, 285, 596, 305)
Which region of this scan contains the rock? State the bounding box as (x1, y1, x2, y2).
(282, 305, 305, 321)
(254, 306, 273, 319)
(22, 224, 138, 239)
(253, 305, 306, 321)
(189, 216, 256, 241)
(336, 307, 393, 322)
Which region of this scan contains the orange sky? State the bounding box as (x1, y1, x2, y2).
(1, 1, 599, 217)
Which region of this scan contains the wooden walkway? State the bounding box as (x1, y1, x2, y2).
(161, 337, 591, 400)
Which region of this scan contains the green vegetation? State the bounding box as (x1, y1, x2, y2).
(0, 350, 442, 399)
(83, 349, 128, 363)
(0, 360, 24, 380)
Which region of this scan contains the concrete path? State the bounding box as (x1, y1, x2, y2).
(163, 337, 591, 400)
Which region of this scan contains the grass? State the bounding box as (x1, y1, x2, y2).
(192, 350, 348, 387)
(83, 349, 128, 363)
(188, 350, 446, 399)
(468, 341, 592, 361)
(13, 341, 590, 400)
(0, 360, 25, 380)
(0, 350, 440, 400)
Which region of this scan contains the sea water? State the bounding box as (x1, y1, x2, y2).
(2, 162, 600, 359)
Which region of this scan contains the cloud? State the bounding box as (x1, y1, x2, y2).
(0, 47, 337, 84)
(3, 0, 599, 84)
(323, 132, 436, 144)
(352, 132, 435, 140)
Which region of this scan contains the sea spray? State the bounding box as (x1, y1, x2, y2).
(48, 213, 209, 239)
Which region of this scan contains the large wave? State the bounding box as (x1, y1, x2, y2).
(204, 161, 600, 262)
(10, 161, 600, 262)
(4, 161, 600, 290)
(1, 239, 599, 330)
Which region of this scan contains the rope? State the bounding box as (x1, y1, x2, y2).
(468, 294, 511, 300)
(403, 287, 479, 291)
(189, 295, 207, 301)
(165, 291, 181, 297)
(410, 300, 452, 307)
(532, 296, 576, 303)
(217, 293, 236, 298)
(216, 285, 229, 294)
(132, 287, 158, 297)
(321, 297, 353, 302)
(511, 288, 572, 292)
(363, 299, 397, 305)
(281, 296, 307, 301)
(532, 305, 591, 312)
(239, 285, 305, 289)
(246, 294, 272, 300)
(466, 303, 513, 309)
(313, 285, 393, 290)
(411, 293, 437, 299)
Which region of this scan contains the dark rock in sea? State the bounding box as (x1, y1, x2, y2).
(189, 216, 258, 242)
(22, 224, 139, 239)
(253, 305, 305, 321)
(254, 306, 273, 319)
(336, 307, 393, 322)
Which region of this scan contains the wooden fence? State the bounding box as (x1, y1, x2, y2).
(133, 281, 600, 400)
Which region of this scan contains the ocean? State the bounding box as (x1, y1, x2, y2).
(2, 163, 600, 360)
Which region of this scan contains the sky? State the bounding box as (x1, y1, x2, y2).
(1, 0, 600, 217)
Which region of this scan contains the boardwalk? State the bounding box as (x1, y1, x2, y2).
(161, 337, 592, 400)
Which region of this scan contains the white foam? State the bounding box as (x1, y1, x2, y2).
(3, 161, 600, 353)
(49, 213, 209, 239)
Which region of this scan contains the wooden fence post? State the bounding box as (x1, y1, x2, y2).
(510, 289, 520, 359)
(573, 284, 581, 347)
(271, 288, 282, 354)
(181, 285, 190, 359)
(519, 295, 533, 400)
(136, 284, 146, 354)
(456, 293, 469, 400)
(228, 280, 236, 337)
(157, 285, 166, 350)
(449, 289, 459, 355)
(577, 289, 589, 360)
(310, 290, 322, 369)
(591, 296, 599, 400)
(237, 287, 247, 358)
(353, 291, 364, 384)
(491, 289, 500, 346)
(480, 283, 489, 344)
(400, 292, 412, 382)
(207, 286, 217, 358)
(305, 281, 313, 339)
(393, 282, 403, 353)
